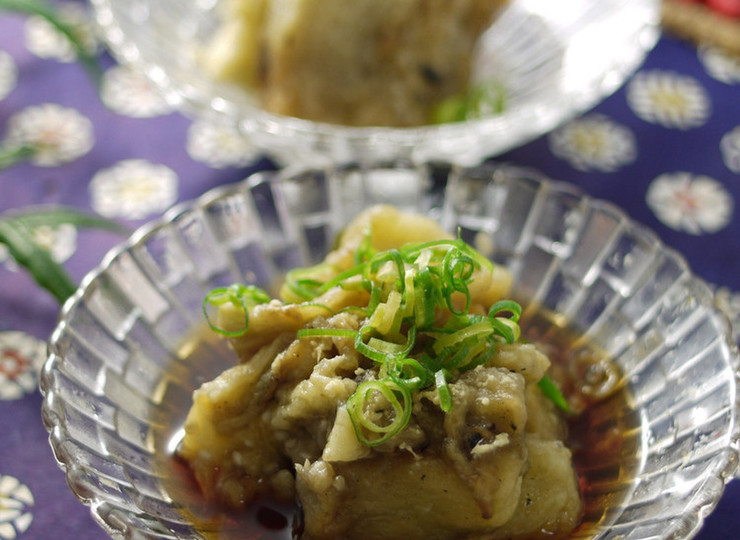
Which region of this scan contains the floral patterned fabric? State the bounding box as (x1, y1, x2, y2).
(0, 1, 738, 539)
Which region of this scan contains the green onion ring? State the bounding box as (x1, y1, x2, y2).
(346, 379, 412, 446)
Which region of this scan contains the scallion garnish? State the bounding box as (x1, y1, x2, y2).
(206, 236, 569, 446)
(537, 375, 571, 414)
(296, 328, 356, 339)
(431, 81, 507, 124)
(287, 237, 526, 445)
(346, 379, 412, 447)
(202, 284, 270, 337)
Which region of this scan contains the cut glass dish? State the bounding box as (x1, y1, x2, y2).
(88, 0, 660, 164)
(42, 163, 739, 539)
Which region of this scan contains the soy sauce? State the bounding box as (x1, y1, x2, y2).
(156, 315, 639, 539)
(162, 452, 296, 540)
(521, 308, 641, 538)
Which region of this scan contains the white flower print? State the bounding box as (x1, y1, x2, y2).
(720, 126, 740, 174)
(0, 50, 17, 102)
(0, 332, 46, 401)
(24, 3, 98, 63)
(31, 223, 77, 263)
(100, 65, 173, 118)
(3, 104, 94, 166)
(646, 172, 733, 235)
(186, 118, 259, 168)
(548, 114, 637, 172)
(698, 46, 740, 86)
(90, 159, 179, 220)
(0, 223, 77, 271)
(627, 70, 711, 129)
(0, 475, 34, 539)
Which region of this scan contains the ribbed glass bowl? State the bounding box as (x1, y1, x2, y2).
(41, 163, 739, 540)
(88, 0, 659, 164)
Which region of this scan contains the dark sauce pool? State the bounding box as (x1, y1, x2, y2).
(164, 454, 296, 540)
(157, 310, 643, 540)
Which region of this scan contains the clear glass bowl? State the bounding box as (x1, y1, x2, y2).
(41, 163, 740, 539)
(88, 0, 660, 164)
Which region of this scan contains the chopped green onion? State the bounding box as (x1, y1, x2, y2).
(412, 268, 439, 329)
(431, 81, 507, 124)
(319, 265, 365, 293)
(431, 95, 468, 124)
(367, 289, 403, 335)
(467, 82, 507, 118)
(389, 357, 431, 392)
(296, 328, 357, 339)
(537, 375, 571, 414)
(442, 247, 474, 315)
(283, 263, 332, 300)
(488, 300, 522, 321)
(489, 317, 520, 344)
(434, 369, 453, 413)
(353, 230, 375, 264)
(465, 341, 497, 370)
(355, 325, 416, 364)
(432, 320, 494, 353)
(346, 379, 412, 446)
(296, 302, 337, 316)
(202, 284, 270, 337)
(202, 234, 576, 447)
(364, 249, 406, 295)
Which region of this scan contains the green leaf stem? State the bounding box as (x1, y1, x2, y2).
(8, 206, 128, 233)
(0, 217, 77, 304)
(0, 207, 128, 304)
(0, 145, 36, 171)
(0, 0, 103, 86)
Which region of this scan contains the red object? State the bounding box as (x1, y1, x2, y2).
(704, 0, 740, 17)
(674, 0, 740, 18)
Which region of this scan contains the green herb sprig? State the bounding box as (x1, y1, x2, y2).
(202, 284, 271, 337)
(431, 81, 507, 124)
(0, 0, 103, 86)
(0, 206, 127, 303)
(0, 145, 36, 171)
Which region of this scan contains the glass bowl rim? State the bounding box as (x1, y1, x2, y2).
(86, 0, 662, 161)
(41, 162, 740, 540)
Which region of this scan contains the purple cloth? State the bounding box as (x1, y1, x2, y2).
(0, 4, 738, 540)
